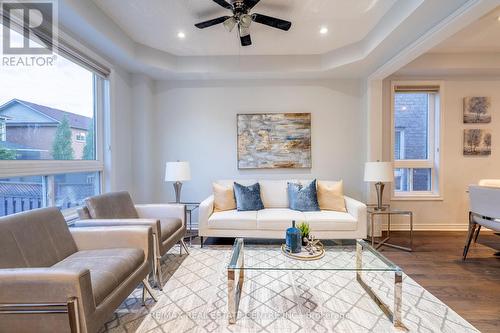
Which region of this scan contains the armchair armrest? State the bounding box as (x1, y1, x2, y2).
(198, 196, 214, 235)
(70, 226, 153, 265)
(73, 218, 160, 240)
(0, 268, 95, 332)
(344, 196, 367, 236)
(135, 204, 186, 226)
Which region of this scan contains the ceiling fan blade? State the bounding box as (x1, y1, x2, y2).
(252, 13, 291, 31)
(244, 0, 261, 10)
(212, 0, 233, 10)
(195, 16, 231, 29)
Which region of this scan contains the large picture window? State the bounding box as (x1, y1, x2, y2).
(0, 24, 109, 218)
(392, 83, 442, 199)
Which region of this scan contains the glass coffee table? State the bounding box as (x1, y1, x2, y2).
(227, 238, 406, 330)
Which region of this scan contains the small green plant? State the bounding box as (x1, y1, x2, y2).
(298, 222, 310, 238)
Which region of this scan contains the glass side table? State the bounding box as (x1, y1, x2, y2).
(367, 204, 413, 252)
(170, 202, 200, 246)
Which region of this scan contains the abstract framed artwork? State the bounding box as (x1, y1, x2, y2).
(237, 113, 312, 169)
(463, 129, 491, 156)
(463, 96, 491, 124)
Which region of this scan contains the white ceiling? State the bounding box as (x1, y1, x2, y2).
(92, 0, 397, 56)
(58, 0, 499, 80)
(432, 5, 500, 53)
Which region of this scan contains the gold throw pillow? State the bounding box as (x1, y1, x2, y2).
(317, 180, 347, 212)
(213, 183, 236, 212)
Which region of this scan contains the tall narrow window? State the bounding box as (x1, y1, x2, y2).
(392, 83, 441, 198)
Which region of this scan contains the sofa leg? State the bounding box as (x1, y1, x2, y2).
(200, 236, 204, 248)
(180, 239, 190, 255)
(142, 279, 158, 304)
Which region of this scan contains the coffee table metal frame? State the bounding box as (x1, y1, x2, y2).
(227, 238, 406, 330)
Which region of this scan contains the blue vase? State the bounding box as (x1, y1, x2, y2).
(286, 220, 302, 254)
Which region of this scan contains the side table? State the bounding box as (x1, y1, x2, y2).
(367, 205, 413, 252)
(170, 202, 200, 246)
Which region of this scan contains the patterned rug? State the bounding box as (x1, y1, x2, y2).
(101, 245, 479, 333)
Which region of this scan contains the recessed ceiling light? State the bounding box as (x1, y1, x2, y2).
(177, 32, 186, 39)
(319, 27, 328, 35)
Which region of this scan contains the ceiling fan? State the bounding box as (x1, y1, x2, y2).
(194, 0, 292, 46)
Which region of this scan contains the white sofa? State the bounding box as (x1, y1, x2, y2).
(199, 180, 367, 244)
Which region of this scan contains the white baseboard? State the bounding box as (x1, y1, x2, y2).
(381, 223, 468, 231)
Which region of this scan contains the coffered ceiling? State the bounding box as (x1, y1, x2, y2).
(92, 0, 397, 56)
(58, 0, 499, 79)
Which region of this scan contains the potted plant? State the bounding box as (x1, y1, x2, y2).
(297, 222, 311, 246)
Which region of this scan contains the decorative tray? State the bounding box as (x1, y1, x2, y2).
(280, 244, 325, 261)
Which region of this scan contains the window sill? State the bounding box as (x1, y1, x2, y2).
(391, 195, 443, 201)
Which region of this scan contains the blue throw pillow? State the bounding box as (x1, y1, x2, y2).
(233, 182, 264, 211)
(288, 180, 320, 212)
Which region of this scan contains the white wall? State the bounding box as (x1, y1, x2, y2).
(152, 80, 366, 205)
(130, 74, 156, 203)
(105, 67, 134, 195)
(382, 77, 500, 230)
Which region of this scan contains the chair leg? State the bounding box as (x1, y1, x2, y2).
(156, 256, 163, 290)
(473, 225, 481, 243)
(200, 236, 204, 248)
(180, 239, 190, 255)
(463, 213, 477, 261)
(142, 279, 158, 305)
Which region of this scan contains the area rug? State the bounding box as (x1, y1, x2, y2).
(101, 245, 479, 333)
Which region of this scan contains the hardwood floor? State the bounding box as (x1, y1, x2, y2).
(197, 231, 500, 332)
(379, 231, 500, 333)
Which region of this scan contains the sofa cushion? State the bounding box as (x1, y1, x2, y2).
(304, 211, 357, 231)
(85, 191, 139, 219)
(159, 218, 183, 241)
(317, 180, 347, 212)
(257, 209, 306, 230)
(259, 180, 289, 208)
(213, 183, 236, 212)
(52, 248, 144, 305)
(208, 210, 257, 229)
(233, 182, 264, 211)
(287, 180, 320, 212)
(0, 207, 77, 269)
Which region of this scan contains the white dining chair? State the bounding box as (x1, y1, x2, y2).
(463, 185, 500, 260)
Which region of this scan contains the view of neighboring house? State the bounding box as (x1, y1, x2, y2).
(0, 99, 92, 159)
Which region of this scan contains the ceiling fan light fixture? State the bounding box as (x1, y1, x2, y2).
(240, 14, 253, 29)
(223, 17, 237, 32)
(239, 25, 250, 37)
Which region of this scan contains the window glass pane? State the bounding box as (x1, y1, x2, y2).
(54, 172, 99, 210)
(394, 168, 409, 192)
(394, 93, 429, 160)
(0, 29, 95, 160)
(394, 168, 432, 192)
(0, 172, 99, 217)
(0, 176, 44, 216)
(412, 168, 431, 191)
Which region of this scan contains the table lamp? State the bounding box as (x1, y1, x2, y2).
(165, 161, 191, 203)
(364, 161, 393, 211)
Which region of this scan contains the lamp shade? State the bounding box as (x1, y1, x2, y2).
(165, 161, 191, 182)
(364, 162, 393, 183)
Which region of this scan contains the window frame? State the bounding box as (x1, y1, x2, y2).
(390, 81, 443, 201)
(0, 24, 110, 219)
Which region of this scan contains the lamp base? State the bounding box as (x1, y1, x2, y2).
(173, 181, 182, 203)
(374, 182, 385, 211)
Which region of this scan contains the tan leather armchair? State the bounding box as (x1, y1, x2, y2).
(0, 207, 156, 333)
(74, 191, 188, 289)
